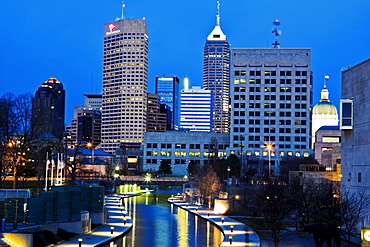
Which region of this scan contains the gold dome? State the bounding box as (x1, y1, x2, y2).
(313, 86, 338, 115)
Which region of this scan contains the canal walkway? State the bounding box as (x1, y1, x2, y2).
(54, 194, 132, 246)
(168, 195, 261, 247)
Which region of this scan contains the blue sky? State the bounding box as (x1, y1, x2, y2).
(0, 0, 369, 123)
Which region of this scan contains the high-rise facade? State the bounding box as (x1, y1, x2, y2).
(155, 75, 180, 130)
(180, 86, 213, 132)
(229, 48, 313, 176)
(146, 93, 167, 132)
(32, 78, 65, 139)
(101, 18, 148, 153)
(203, 2, 230, 133)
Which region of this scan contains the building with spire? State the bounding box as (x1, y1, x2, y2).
(203, 1, 230, 133)
(312, 77, 339, 146)
(101, 17, 149, 153)
(32, 78, 65, 139)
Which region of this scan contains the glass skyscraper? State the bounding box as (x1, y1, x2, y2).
(155, 75, 180, 130)
(180, 86, 213, 132)
(203, 2, 230, 133)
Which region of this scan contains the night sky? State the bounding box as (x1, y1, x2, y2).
(0, 0, 368, 123)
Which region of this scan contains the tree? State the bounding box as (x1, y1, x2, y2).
(336, 187, 370, 244)
(253, 183, 294, 247)
(0, 93, 37, 189)
(157, 159, 172, 175)
(192, 165, 221, 207)
(187, 160, 200, 176)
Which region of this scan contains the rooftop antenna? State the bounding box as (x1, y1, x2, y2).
(216, 1, 220, 26)
(272, 20, 282, 48)
(121, 1, 125, 20)
(324, 75, 329, 88)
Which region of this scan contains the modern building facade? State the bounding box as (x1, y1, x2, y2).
(32, 78, 65, 139)
(341, 58, 370, 191)
(180, 86, 213, 132)
(229, 48, 313, 177)
(203, 2, 230, 133)
(101, 18, 149, 153)
(143, 131, 229, 175)
(314, 126, 341, 165)
(146, 93, 167, 132)
(155, 75, 180, 130)
(312, 84, 338, 147)
(83, 94, 102, 112)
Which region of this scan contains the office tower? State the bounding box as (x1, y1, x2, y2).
(147, 93, 167, 132)
(65, 94, 102, 147)
(101, 18, 148, 153)
(340, 58, 370, 190)
(230, 49, 312, 176)
(84, 94, 102, 112)
(32, 78, 65, 139)
(180, 86, 213, 132)
(203, 1, 230, 133)
(155, 75, 180, 130)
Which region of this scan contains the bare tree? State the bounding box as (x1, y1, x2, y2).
(253, 183, 294, 247)
(192, 165, 222, 207)
(338, 187, 370, 245)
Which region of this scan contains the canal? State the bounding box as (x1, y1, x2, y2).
(121, 188, 223, 247)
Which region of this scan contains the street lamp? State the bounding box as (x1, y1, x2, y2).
(87, 142, 94, 165)
(266, 144, 273, 178)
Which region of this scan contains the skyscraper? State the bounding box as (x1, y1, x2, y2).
(101, 18, 148, 153)
(32, 78, 65, 139)
(229, 48, 312, 177)
(146, 93, 167, 132)
(180, 86, 213, 132)
(155, 75, 180, 130)
(203, 1, 230, 133)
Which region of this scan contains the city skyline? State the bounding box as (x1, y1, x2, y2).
(0, 0, 369, 122)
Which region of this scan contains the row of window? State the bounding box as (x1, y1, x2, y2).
(234, 103, 307, 109)
(235, 70, 308, 77)
(248, 87, 308, 92)
(243, 128, 307, 133)
(234, 78, 308, 85)
(146, 143, 229, 149)
(146, 151, 227, 157)
(233, 135, 307, 142)
(234, 110, 308, 117)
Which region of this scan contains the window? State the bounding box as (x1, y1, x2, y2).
(340, 99, 353, 130)
(358, 173, 362, 182)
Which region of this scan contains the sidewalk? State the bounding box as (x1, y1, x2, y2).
(54, 194, 132, 246)
(168, 195, 260, 246)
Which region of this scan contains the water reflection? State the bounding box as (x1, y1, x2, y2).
(122, 192, 223, 247)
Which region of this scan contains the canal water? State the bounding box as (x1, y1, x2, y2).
(121, 188, 223, 247)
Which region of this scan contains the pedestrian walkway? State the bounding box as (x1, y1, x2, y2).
(168, 195, 261, 247)
(55, 194, 132, 246)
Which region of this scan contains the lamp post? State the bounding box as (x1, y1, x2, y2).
(266, 144, 272, 179)
(87, 142, 94, 165)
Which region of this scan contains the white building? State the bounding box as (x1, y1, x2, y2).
(143, 131, 229, 176)
(101, 18, 149, 153)
(312, 84, 338, 147)
(180, 86, 213, 132)
(229, 48, 313, 177)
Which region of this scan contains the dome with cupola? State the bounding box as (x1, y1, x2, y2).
(313, 86, 338, 115)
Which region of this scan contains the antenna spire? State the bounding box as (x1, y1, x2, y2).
(324, 75, 329, 88)
(272, 20, 282, 48)
(121, 1, 125, 20)
(216, 1, 220, 26)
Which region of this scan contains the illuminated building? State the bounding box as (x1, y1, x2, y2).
(101, 18, 148, 153)
(155, 75, 180, 130)
(180, 86, 213, 132)
(203, 1, 230, 133)
(32, 78, 65, 139)
(143, 131, 229, 175)
(312, 81, 338, 147)
(229, 48, 313, 176)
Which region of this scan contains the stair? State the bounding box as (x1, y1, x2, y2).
(0, 238, 11, 247)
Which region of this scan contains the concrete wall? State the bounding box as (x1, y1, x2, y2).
(1, 233, 33, 247)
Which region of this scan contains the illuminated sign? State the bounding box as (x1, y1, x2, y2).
(106, 23, 121, 36)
